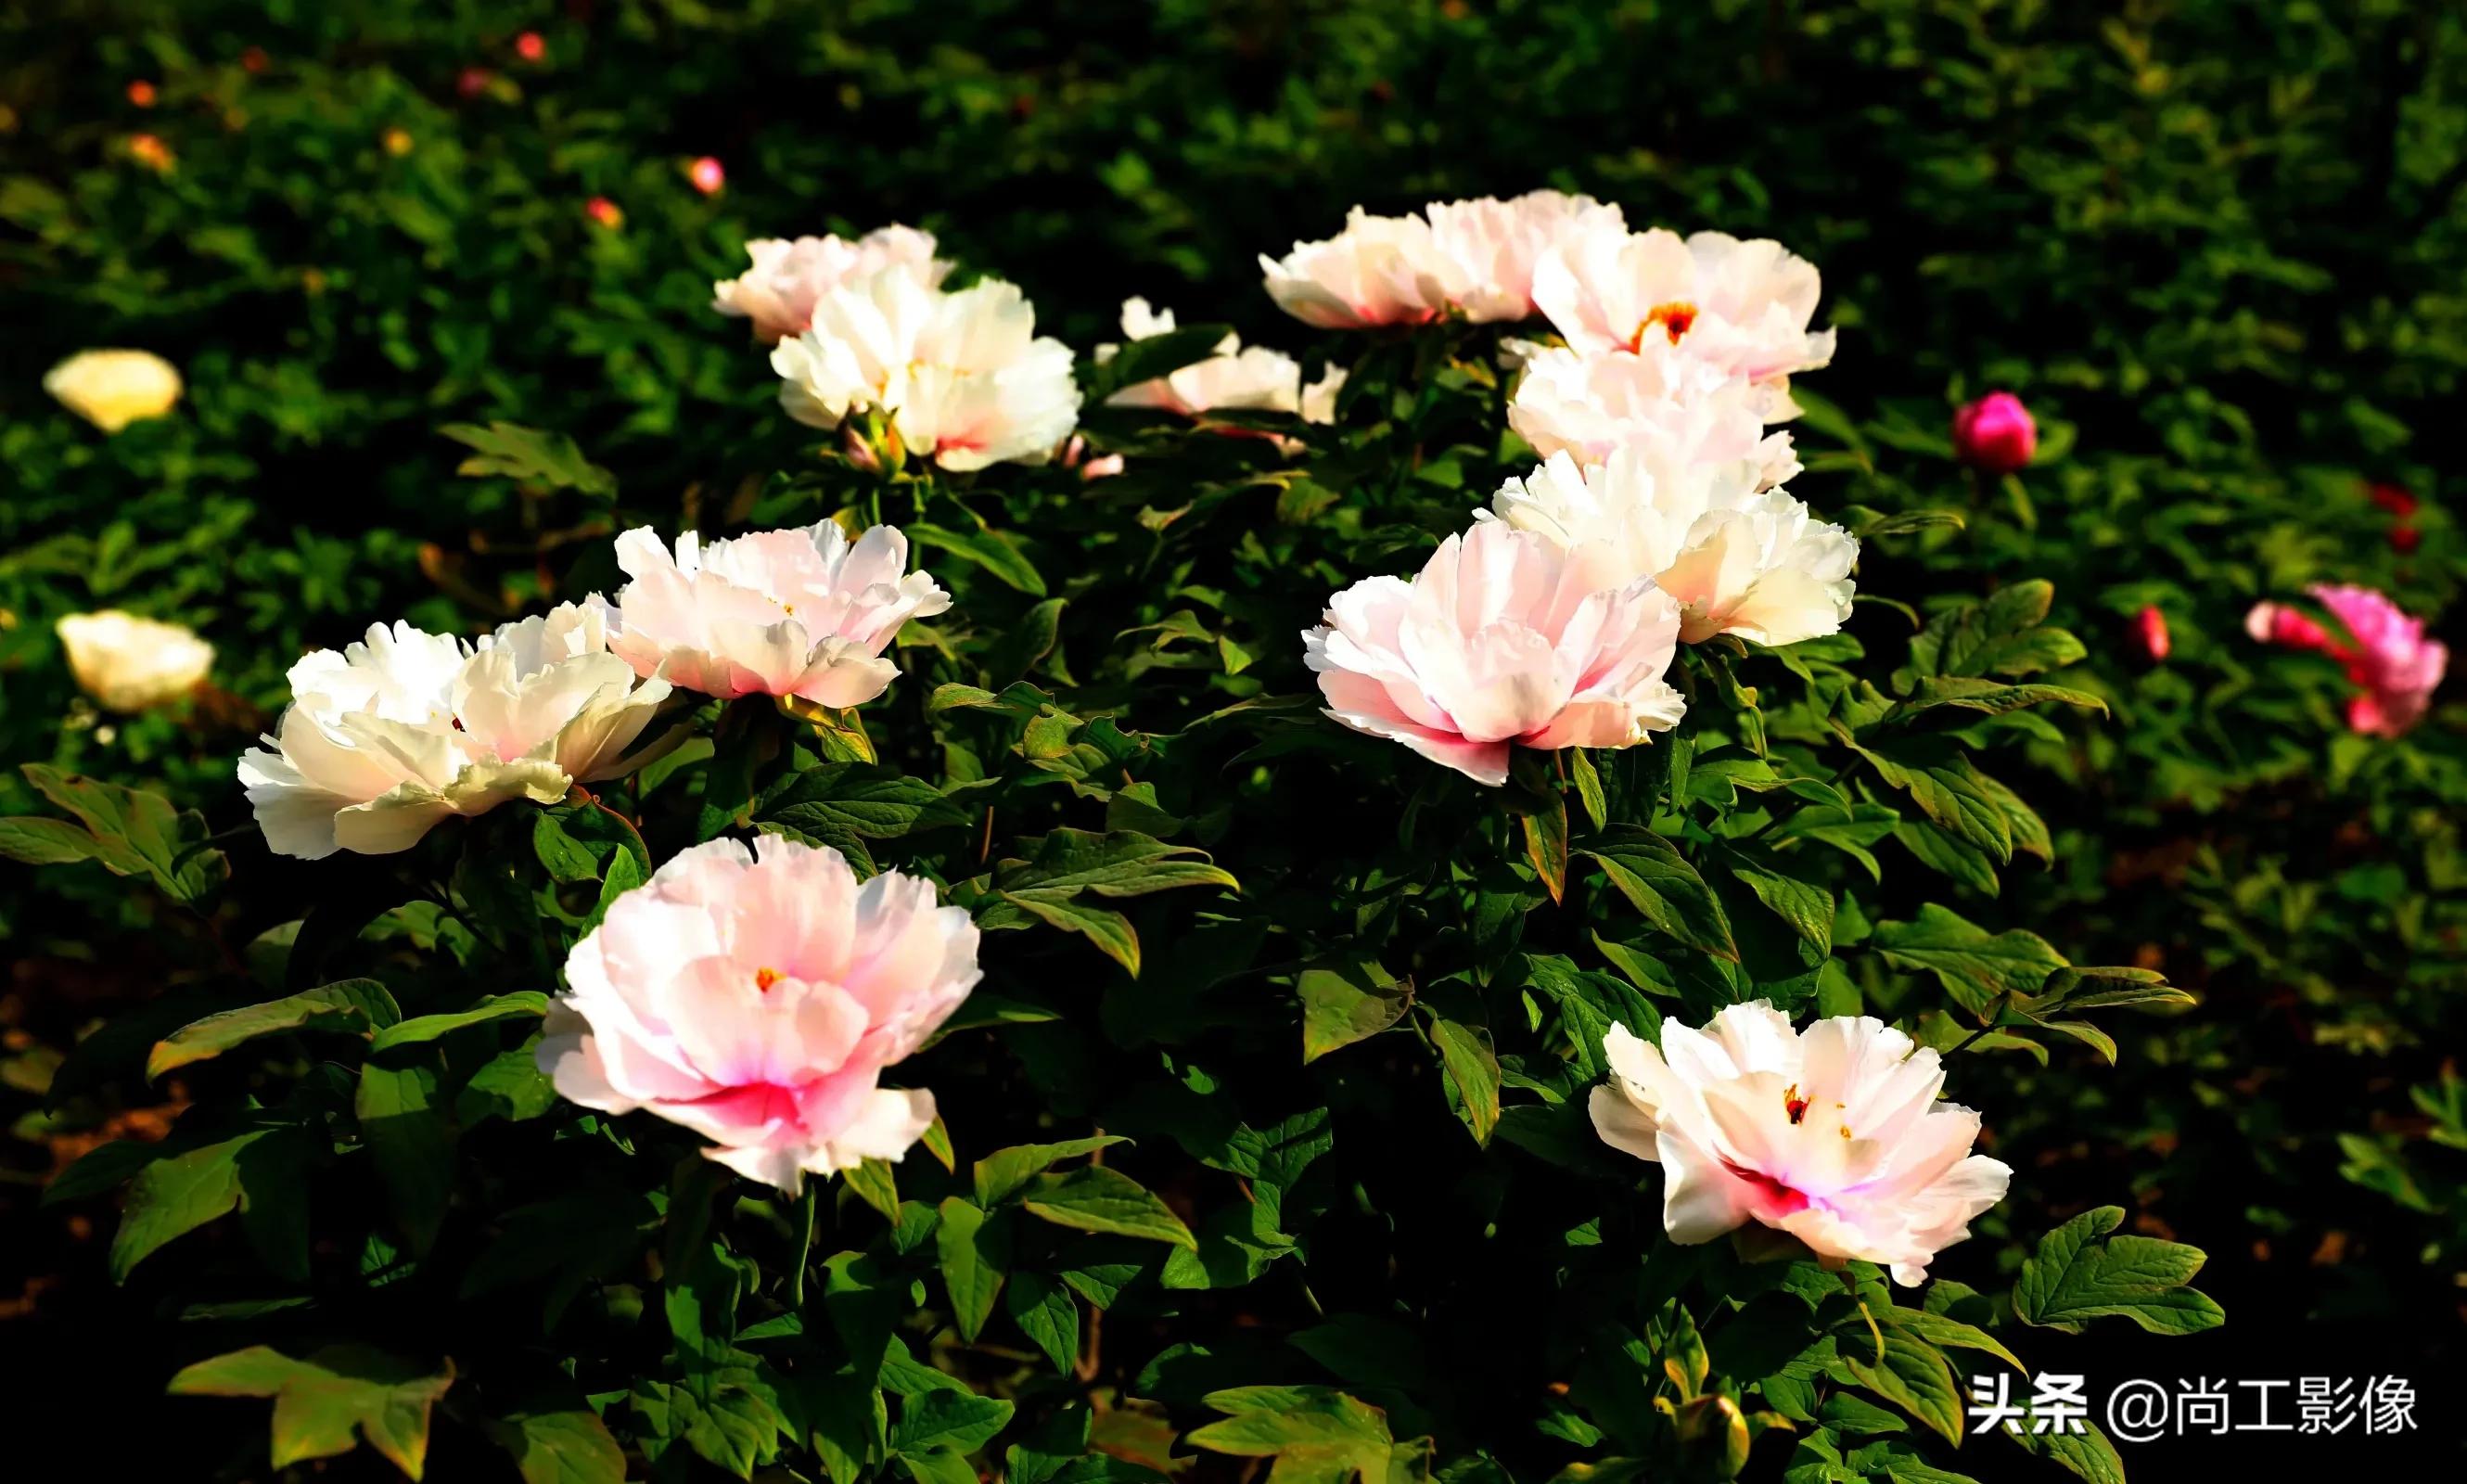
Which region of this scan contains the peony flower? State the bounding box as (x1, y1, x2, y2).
(540, 835, 978, 1191)
(771, 272, 1080, 470)
(1422, 190, 1627, 322)
(1509, 344, 1802, 488)
(1301, 364, 1348, 426)
(2130, 605, 2171, 663)
(237, 604, 676, 860)
(713, 225, 950, 343)
(1532, 226, 1835, 407)
(56, 610, 214, 710)
(599, 522, 949, 708)
(1301, 519, 1685, 787)
(1260, 208, 1459, 329)
(1591, 1004, 2012, 1286)
(1099, 297, 1313, 418)
(1483, 448, 1857, 646)
(45, 350, 184, 432)
(1951, 391, 2036, 475)
(2251, 585, 2448, 736)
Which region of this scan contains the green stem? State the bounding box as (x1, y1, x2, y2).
(787, 1180, 820, 1308)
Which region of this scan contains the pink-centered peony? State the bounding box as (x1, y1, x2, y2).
(1301, 519, 1685, 787)
(713, 225, 952, 343)
(540, 836, 978, 1191)
(1533, 226, 1835, 406)
(598, 522, 950, 708)
(1591, 1004, 2012, 1286)
(1259, 208, 1457, 329)
(2248, 584, 2448, 736)
(1509, 344, 1802, 488)
(1422, 190, 1627, 322)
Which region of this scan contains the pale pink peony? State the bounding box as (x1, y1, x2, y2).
(1951, 391, 2036, 475)
(1099, 298, 1312, 417)
(1259, 209, 1458, 329)
(539, 836, 979, 1191)
(712, 225, 952, 343)
(598, 522, 950, 708)
(1423, 190, 1627, 322)
(1301, 520, 1685, 787)
(2250, 585, 2448, 736)
(1509, 344, 1802, 487)
(1591, 1004, 2012, 1286)
(1533, 226, 1835, 405)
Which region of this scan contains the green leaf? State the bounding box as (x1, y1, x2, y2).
(19, 763, 228, 904)
(1005, 1273, 1081, 1373)
(975, 1135, 1129, 1207)
(1725, 859, 1834, 957)
(1020, 1165, 1196, 1248)
(488, 1402, 629, 1484)
(2013, 1207, 2225, 1335)
(1089, 323, 1239, 399)
(1424, 1009, 1501, 1147)
(0, 814, 109, 865)
(169, 1344, 455, 1478)
(1003, 892, 1144, 975)
(1569, 749, 1609, 830)
(1878, 1308, 2026, 1376)
(111, 1129, 271, 1281)
(441, 420, 616, 498)
(843, 1158, 901, 1220)
(996, 828, 1240, 898)
(1838, 1329, 1963, 1444)
(1185, 1386, 1395, 1483)
(147, 979, 402, 1080)
(934, 1196, 1011, 1342)
(761, 764, 972, 853)
(368, 991, 548, 1052)
(1871, 904, 2064, 1017)
(908, 521, 1047, 596)
(357, 1052, 457, 1256)
(1577, 826, 1738, 961)
(893, 1388, 1016, 1455)
(1297, 960, 1413, 1064)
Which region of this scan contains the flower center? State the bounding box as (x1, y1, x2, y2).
(1783, 1081, 1809, 1124)
(754, 966, 785, 992)
(1630, 301, 1698, 349)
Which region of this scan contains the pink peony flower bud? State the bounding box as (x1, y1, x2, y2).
(2131, 605, 2170, 662)
(1952, 391, 2036, 475)
(540, 836, 979, 1192)
(514, 31, 546, 63)
(2243, 600, 2336, 654)
(841, 425, 881, 473)
(1080, 453, 1126, 481)
(688, 156, 724, 195)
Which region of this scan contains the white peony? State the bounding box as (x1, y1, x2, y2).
(1509, 344, 1801, 487)
(56, 610, 214, 710)
(1533, 225, 1835, 411)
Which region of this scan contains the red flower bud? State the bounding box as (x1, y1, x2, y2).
(515, 32, 547, 63)
(1952, 391, 2037, 476)
(688, 156, 724, 195)
(2132, 605, 2170, 662)
(584, 196, 623, 230)
(2365, 481, 2418, 518)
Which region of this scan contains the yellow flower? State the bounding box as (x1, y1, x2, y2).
(56, 610, 214, 711)
(44, 350, 184, 432)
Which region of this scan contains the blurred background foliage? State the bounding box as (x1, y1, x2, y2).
(2, 0, 2461, 1437)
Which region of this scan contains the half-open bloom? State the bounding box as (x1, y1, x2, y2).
(1302, 520, 1685, 787)
(45, 349, 184, 432)
(1483, 448, 1857, 646)
(713, 225, 950, 342)
(1509, 344, 1801, 488)
(1422, 190, 1627, 322)
(56, 610, 214, 710)
(237, 604, 675, 859)
(772, 272, 1080, 469)
(1099, 298, 1312, 417)
(1260, 209, 1459, 329)
(2251, 585, 2448, 736)
(1533, 227, 1834, 407)
(599, 522, 949, 707)
(1591, 1004, 2011, 1286)
(540, 836, 979, 1192)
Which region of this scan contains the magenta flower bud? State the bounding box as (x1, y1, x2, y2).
(1952, 391, 2036, 475)
(2132, 605, 2170, 662)
(688, 156, 724, 195)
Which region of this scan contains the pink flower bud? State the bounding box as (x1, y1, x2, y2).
(1952, 391, 2036, 475)
(584, 197, 623, 230)
(1080, 454, 1126, 481)
(688, 156, 725, 195)
(2244, 601, 2334, 654)
(2393, 525, 2422, 555)
(456, 66, 493, 98)
(841, 425, 880, 473)
(514, 32, 546, 63)
(2131, 605, 2170, 662)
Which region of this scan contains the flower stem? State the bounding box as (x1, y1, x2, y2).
(787, 1179, 820, 1308)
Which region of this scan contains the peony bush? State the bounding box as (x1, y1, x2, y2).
(7, 189, 2247, 1484)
